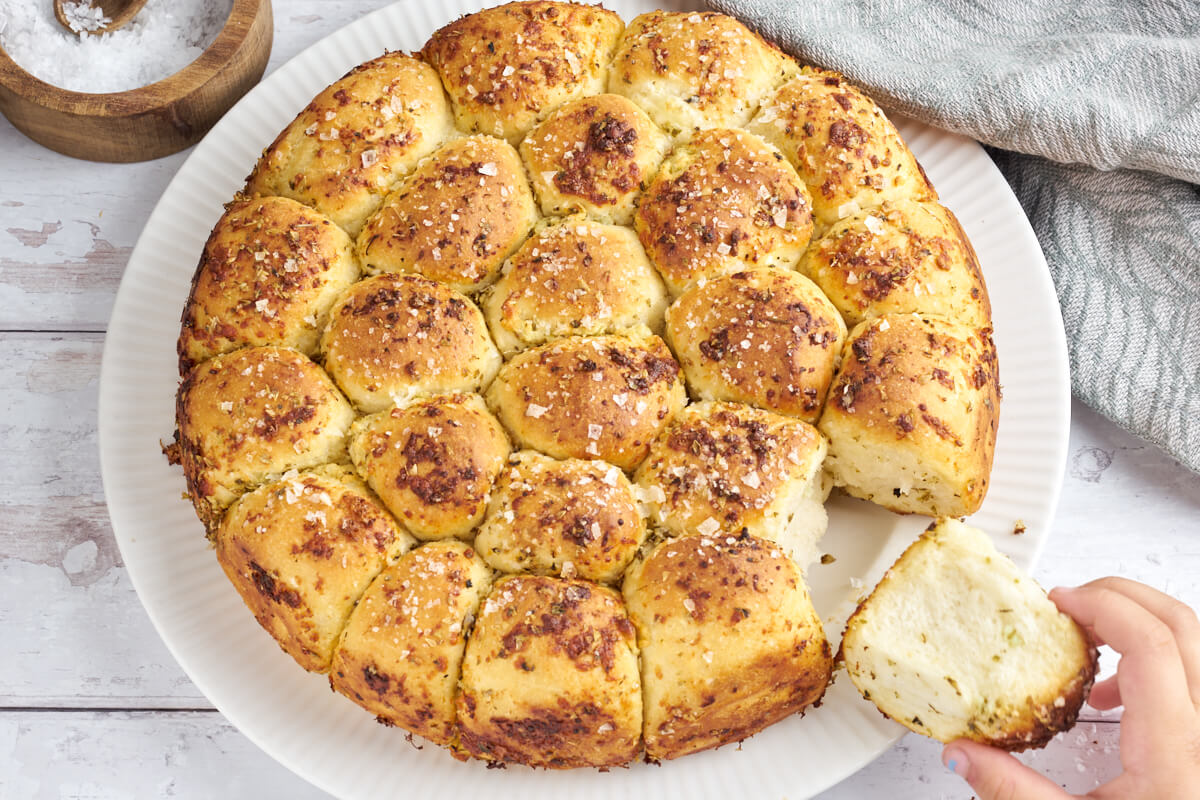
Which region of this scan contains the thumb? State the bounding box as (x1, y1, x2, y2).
(942, 740, 1074, 800)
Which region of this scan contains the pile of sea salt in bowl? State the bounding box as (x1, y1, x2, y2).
(0, 0, 235, 93)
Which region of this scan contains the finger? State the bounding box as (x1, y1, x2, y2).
(1085, 674, 1122, 710)
(1049, 585, 1194, 724)
(943, 741, 1074, 800)
(1074, 577, 1200, 707)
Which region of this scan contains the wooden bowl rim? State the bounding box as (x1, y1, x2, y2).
(0, 0, 269, 117)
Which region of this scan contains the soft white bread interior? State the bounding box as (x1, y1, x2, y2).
(840, 518, 1098, 751)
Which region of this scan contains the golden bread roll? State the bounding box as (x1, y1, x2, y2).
(356, 135, 538, 294)
(215, 465, 414, 672)
(422, 1, 624, 144)
(520, 93, 671, 225)
(177, 196, 359, 376)
(798, 199, 991, 328)
(635, 128, 814, 295)
(348, 393, 511, 541)
(623, 532, 832, 760)
(664, 268, 847, 422)
(819, 314, 1000, 516)
(245, 53, 454, 237)
(175, 346, 356, 531)
(485, 333, 686, 470)
(840, 518, 1097, 750)
(474, 450, 646, 583)
(607, 10, 799, 137)
(480, 217, 667, 356)
(748, 67, 936, 232)
(457, 575, 642, 767)
(321, 273, 501, 413)
(329, 540, 492, 745)
(634, 401, 829, 569)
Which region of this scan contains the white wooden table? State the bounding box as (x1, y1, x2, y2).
(1, 2, 1197, 797)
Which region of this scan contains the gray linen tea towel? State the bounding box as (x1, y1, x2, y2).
(705, 0, 1200, 472)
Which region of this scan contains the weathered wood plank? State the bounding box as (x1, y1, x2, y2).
(0, 333, 206, 708)
(0, 711, 1122, 799)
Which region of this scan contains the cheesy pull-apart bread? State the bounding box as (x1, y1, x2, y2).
(840, 518, 1098, 750)
(422, 0, 624, 144)
(521, 93, 672, 226)
(607, 10, 799, 138)
(356, 134, 538, 294)
(329, 540, 492, 746)
(635, 127, 814, 296)
(635, 401, 829, 569)
(348, 393, 511, 541)
(320, 273, 501, 414)
(245, 52, 455, 237)
(481, 216, 668, 356)
(457, 574, 643, 767)
(819, 313, 999, 517)
(486, 332, 687, 470)
(474, 450, 647, 583)
(748, 67, 936, 232)
(623, 532, 832, 760)
(177, 195, 359, 376)
(175, 346, 356, 531)
(216, 465, 415, 672)
(665, 268, 847, 423)
(798, 199, 990, 329)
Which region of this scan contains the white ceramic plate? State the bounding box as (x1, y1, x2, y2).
(98, 0, 1071, 797)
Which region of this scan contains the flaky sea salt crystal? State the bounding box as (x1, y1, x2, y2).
(0, 0, 234, 93)
(61, 2, 110, 33)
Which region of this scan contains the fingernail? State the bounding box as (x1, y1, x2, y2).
(943, 747, 968, 778)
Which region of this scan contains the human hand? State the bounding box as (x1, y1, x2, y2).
(940, 576, 1200, 799)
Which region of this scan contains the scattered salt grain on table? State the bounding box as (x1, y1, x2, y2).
(0, 0, 234, 93)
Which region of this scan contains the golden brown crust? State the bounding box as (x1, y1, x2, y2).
(520, 93, 671, 225)
(622, 533, 832, 760)
(665, 268, 847, 421)
(356, 135, 538, 294)
(634, 401, 826, 541)
(321, 273, 501, 413)
(175, 346, 356, 531)
(349, 393, 511, 540)
(422, 1, 624, 144)
(748, 67, 936, 231)
(974, 658, 1097, 752)
(245, 52, 454, 237)
(606, 10, 799, 137)
(177, 196, 360, 376)
(480, 217, 667, 355)
(485, 333, 686, 471)
(635, 128, 814, 295)
(216, 465, 414, 672)
(819, 314, 1000, 516)
(799, 199, 991, 328)
(474, 450, 646, 583)
(456, 574, 642, 767)
(329, 540, 493, 746)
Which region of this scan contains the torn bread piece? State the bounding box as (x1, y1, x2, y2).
(840, 518, 1098, 751)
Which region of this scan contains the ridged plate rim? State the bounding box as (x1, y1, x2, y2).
(98, 0, 1071, 797)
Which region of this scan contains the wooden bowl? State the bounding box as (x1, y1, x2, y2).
(0, 0, 273, 162)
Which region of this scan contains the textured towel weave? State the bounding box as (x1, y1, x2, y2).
(706, 0, 1200, 471)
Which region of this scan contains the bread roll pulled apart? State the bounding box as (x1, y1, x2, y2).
(840, 518, 1098, 751)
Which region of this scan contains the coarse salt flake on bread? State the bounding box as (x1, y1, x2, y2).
(839, 517, 1098, 750)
